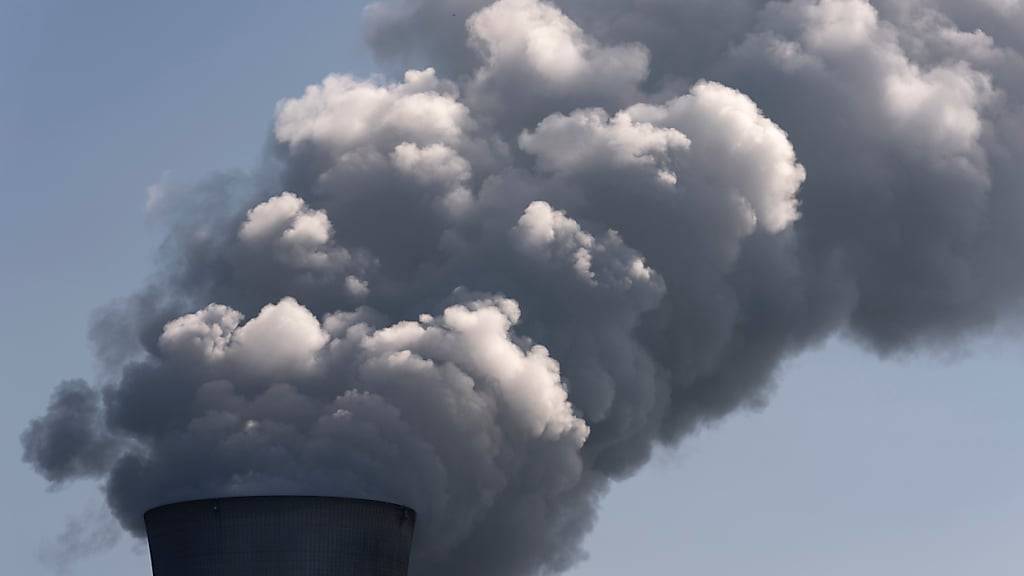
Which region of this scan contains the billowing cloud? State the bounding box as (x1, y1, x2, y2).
(275, 68, 470, 154)
(743, 0, 994, 178)
(626, 81, 805, 233)
(24, 1, 1024, 576)
(21, 380, 118, 483)
(513, 201, 660, 291)
(466, 0, 650, 120)
(519, 108, 689, 185)
(240, 192, 353, 270)
(391, 142, 475, 215)
(159, 298, 330, 380)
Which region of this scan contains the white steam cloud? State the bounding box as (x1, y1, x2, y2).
(23, 1, 1024, 575)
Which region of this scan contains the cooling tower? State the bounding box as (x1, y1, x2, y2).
(144, 496, 416, 576)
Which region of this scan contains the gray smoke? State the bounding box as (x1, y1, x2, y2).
(23, 1, 1024, 575)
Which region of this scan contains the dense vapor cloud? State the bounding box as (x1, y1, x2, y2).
(23, 1, 1024, 575)
(22, 380, 119, 483)
(719, 0, 1024, 349)
(368, 0, 1024, 346)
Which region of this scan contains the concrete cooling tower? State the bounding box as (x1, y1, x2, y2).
(144, 496, 416, 575)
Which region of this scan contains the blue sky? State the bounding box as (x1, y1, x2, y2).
(2, 1, 1021, 574)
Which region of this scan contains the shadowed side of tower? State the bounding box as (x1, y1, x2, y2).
(144, 496, 416, 576)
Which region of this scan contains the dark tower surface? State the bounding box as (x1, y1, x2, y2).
(144, 496, 416, 576)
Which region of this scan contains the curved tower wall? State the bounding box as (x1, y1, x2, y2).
(144, 496, 416, 576)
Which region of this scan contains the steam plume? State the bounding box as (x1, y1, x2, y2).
(24, 1, 1024, 575)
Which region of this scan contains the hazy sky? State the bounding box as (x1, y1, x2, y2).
(3, 1, 1022, 575)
